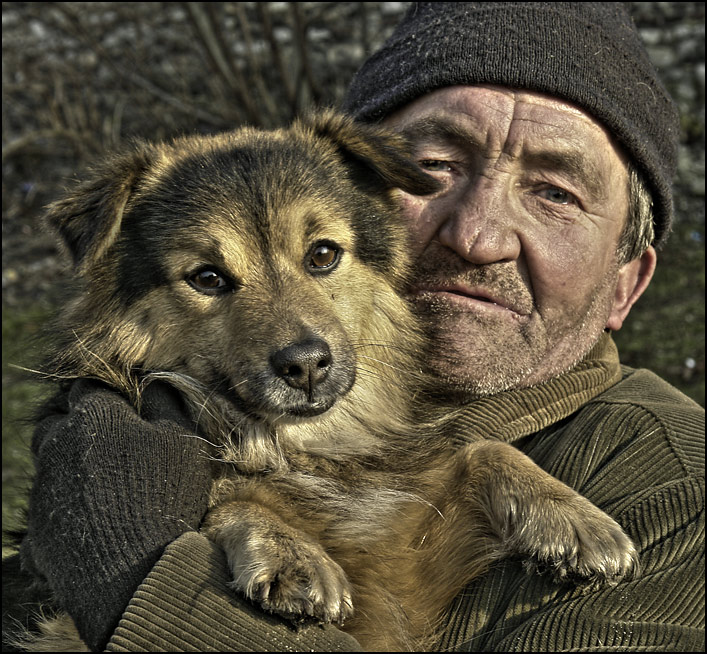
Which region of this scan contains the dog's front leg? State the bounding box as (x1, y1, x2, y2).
(202, 501, 354, 625)
(458, 441, 639, 585)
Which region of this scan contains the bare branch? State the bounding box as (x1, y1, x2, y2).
(258, 2, 296, 116)
(50, 2, 231, 128)
(184, 2, 261, 125)
(290, 3, 323, 107)
(232, 3, 281, 126)
(2, 129, 86, 163)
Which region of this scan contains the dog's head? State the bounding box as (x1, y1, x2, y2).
(47, 111, 439, 426)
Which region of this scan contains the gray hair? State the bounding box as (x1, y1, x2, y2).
(617, 163, 655, 264)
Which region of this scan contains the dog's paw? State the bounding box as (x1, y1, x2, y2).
(229, 534, 354, 625)
(516, 497, 639, 587)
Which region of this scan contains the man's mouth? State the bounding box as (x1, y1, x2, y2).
(410, 284, 532, 317)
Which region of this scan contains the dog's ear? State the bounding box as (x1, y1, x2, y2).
(46, 141, 154, 273)
(300, 109, 441, 196)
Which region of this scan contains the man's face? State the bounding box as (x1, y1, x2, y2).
(384, 85, 636, 396)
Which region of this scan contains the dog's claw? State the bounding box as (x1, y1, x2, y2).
(229, 541, 354, 625)
(514, 499, 639, 587)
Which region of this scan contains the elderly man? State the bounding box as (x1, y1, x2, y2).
(4, 3, 703, 652)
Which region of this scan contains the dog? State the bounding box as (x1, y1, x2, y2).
(15, 111, 638, 651)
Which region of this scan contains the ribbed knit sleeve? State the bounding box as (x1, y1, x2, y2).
(21, 380, 214, 652)
(436, 368, 705, 652)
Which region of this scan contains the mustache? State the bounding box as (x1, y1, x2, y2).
(408, 255, 535, 316)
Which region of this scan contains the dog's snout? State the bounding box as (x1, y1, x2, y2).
(270, 339, 332, 396)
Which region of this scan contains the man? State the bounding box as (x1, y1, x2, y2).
(4, 3, 704, 652)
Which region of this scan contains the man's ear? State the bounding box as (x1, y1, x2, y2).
(606, 246, 657, 331)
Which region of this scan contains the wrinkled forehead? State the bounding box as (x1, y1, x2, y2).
(386, 85, 628, 160)
(385, 85, 630, 205)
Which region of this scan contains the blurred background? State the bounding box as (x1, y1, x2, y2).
(2, 2, 704, 536)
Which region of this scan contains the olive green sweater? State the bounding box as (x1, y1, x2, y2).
(106, 333, 705, 652)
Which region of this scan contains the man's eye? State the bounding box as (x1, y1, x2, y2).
(187, 268, 236, 295)
(539, 187, 576, 205)
(419, 159, 453, 172)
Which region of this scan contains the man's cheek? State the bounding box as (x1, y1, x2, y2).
(397, 192, 439, 254)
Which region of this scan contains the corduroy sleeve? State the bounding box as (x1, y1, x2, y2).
(436, 371, 705, 652)
(105, 531, 363, 652)
(438, 476, 704, 652)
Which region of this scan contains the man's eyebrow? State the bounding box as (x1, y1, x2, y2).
(521, 149, 607, 201)
(397, 116, 607, 201)
(397, 117, 484, 149)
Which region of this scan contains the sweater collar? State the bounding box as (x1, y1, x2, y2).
(447, 332, 622, 445)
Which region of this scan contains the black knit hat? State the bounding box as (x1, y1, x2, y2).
(343, 2, 680, 248)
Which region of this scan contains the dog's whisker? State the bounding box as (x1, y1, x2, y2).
(354, 367, 387, 383)
(357, 354, 419, 376)
(351, 339, 403, 348)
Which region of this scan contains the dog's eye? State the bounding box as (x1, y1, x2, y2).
(308, 243, 341, 272)
(186, 268, 235, 295)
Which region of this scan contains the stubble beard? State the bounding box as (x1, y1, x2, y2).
(410, 261, 620, 400)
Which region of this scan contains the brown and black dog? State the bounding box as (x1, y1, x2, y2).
(21, 111, 637, 651)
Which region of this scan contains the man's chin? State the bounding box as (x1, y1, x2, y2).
(418, 316, 538, 398)
(425, 354, 532, 400)
(424, 329, 603, 401)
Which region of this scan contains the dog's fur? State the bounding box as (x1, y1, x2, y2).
(17, 111, 637, 651)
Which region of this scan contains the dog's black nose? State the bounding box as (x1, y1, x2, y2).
(270, 339, 332, 397)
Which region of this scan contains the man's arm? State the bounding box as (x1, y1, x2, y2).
(106, 531, 361, 652)
(19, 379, 214, 650)
(438, 380, 705, 652)
(19, 380, 360, 652)
(437, 475, 704, 652)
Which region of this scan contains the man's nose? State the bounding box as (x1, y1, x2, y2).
(436, 177, 521, 265)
